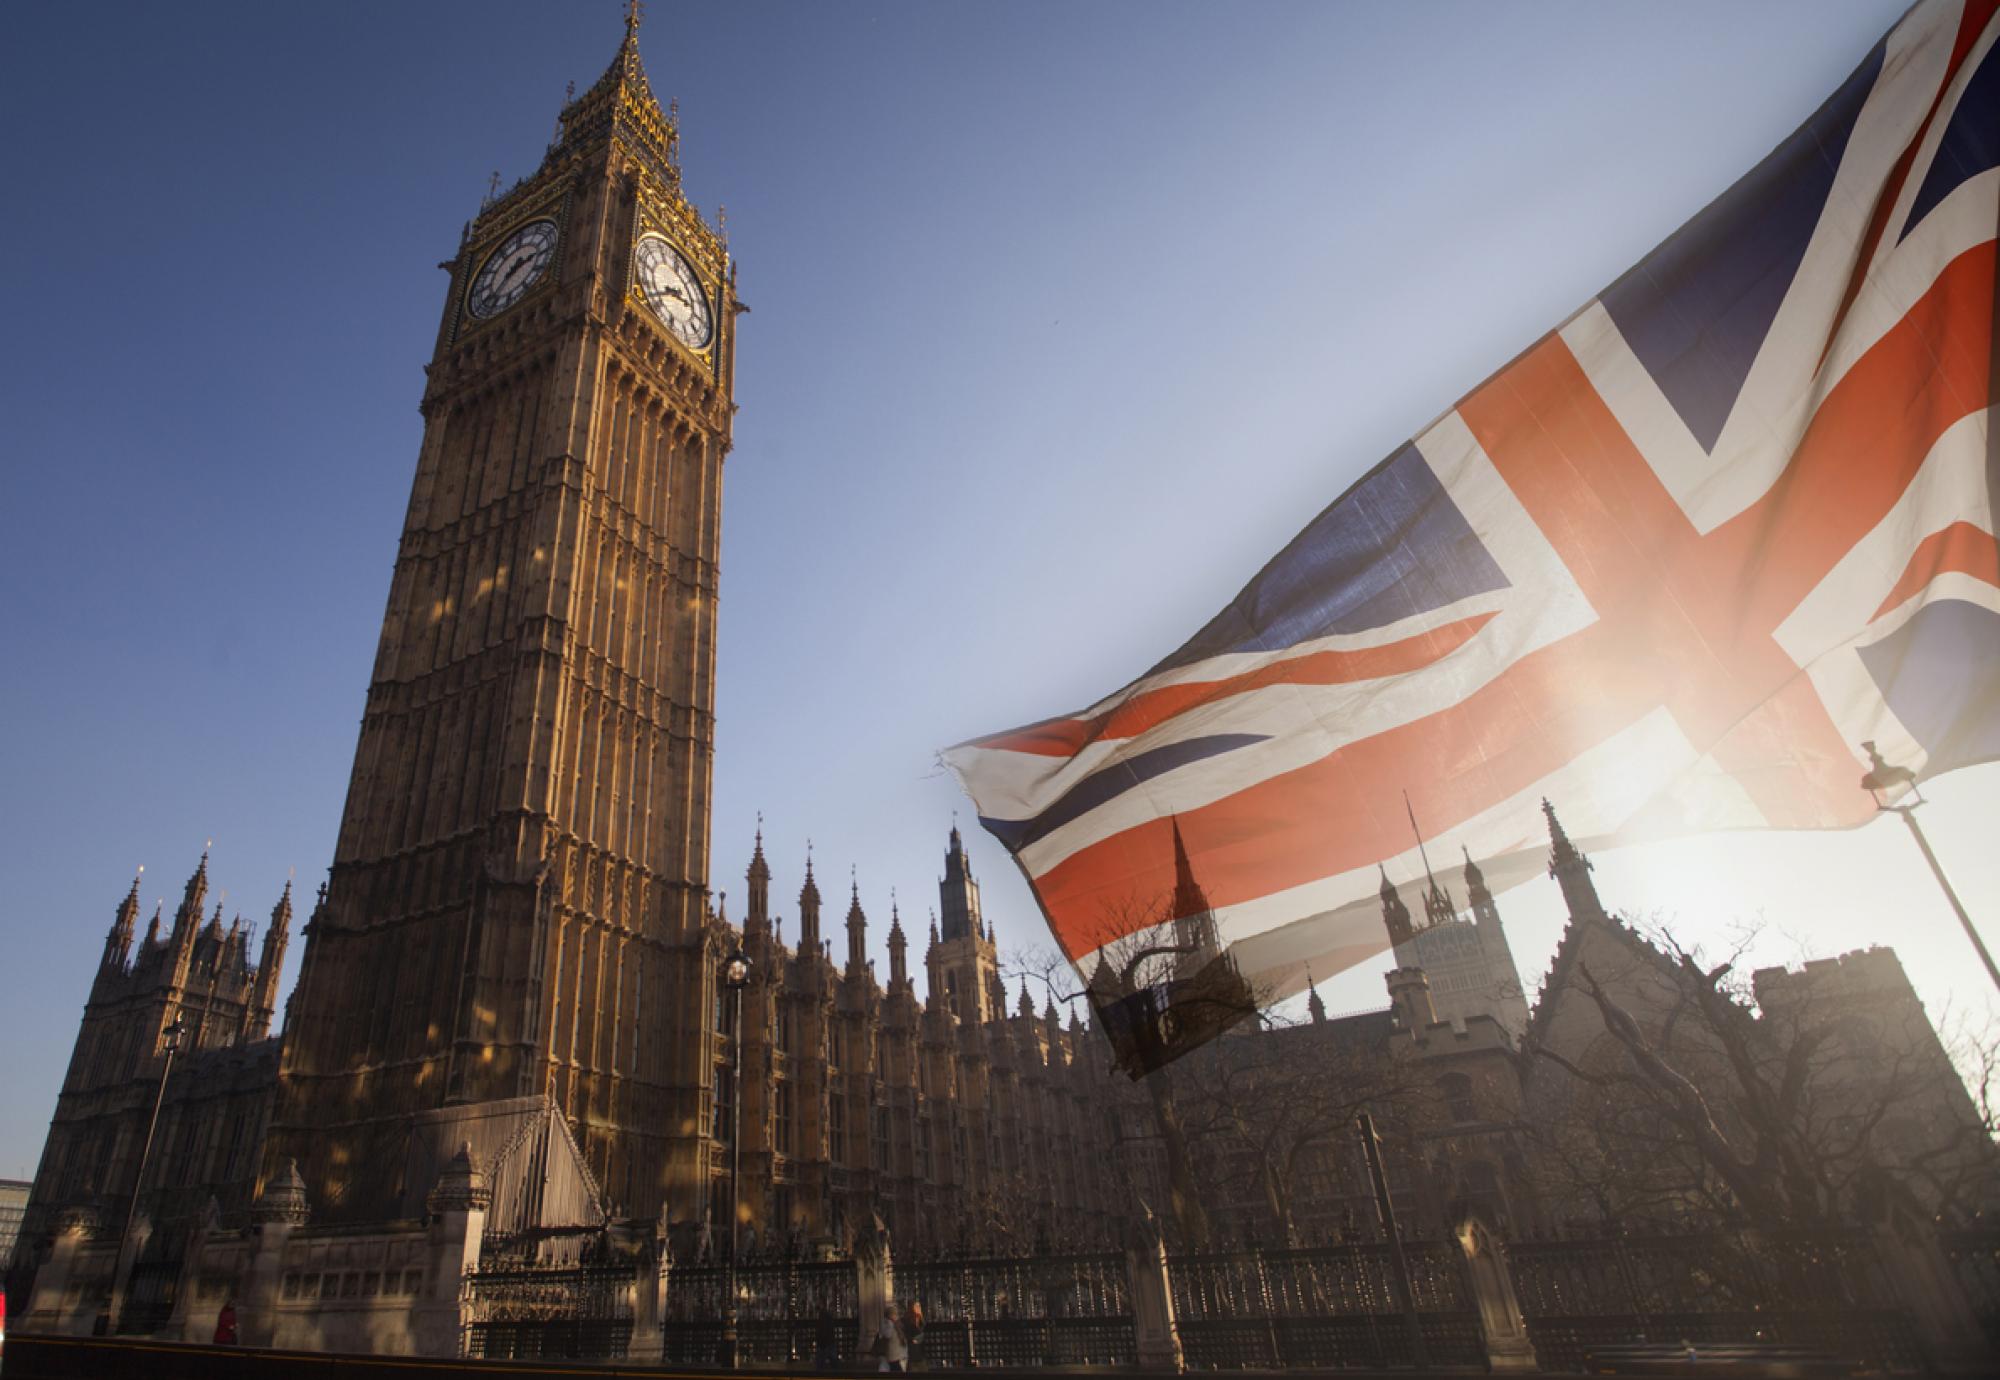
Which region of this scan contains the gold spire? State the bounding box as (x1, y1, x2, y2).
(548, 4, 677, 183)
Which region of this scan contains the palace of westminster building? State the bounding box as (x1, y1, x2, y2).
(10, 12, 1994, 1354)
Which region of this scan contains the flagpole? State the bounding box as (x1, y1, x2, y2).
(1860, 743, 2000, 997)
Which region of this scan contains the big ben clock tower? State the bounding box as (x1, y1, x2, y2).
(266, 9, 739, 1223)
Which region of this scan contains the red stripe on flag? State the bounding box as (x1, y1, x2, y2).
(1022, 242, 1995, 961)
(1822, 0, 2000, 365)
(1871, 520, 2000, 619)
(972, 613, 1496, 757)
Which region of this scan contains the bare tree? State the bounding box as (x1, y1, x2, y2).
(1165, 1009, 1442, 1243)
(1525, 920, 2000, 1230)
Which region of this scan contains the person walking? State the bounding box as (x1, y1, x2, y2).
(212, 1298, 238, 1345)
(874, 1302, 909, 1373)
(903, 1299, 925, 1371)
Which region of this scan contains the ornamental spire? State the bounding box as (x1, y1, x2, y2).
(104, 867, 142, 971)
(798, 845, 822, 949)
(1543, 798, 1606, 923)
(887, 895, 909, 990)
(845, 871, 869, 974)
(746, 816, 771, 928)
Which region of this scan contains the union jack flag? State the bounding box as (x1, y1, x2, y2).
(944, 0, 2000, 1054)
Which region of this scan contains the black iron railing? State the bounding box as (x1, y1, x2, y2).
(1171, 1240, 1483, 1369)
(1504, 1229, 1922, 1372)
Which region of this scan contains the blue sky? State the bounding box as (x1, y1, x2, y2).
(3, 0, 1994, 1178)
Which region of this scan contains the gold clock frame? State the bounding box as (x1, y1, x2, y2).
(454, 187, 573, 339)
(626, 167, 725, 368)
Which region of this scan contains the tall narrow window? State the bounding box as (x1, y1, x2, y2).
(711, 1064, 734, 1142)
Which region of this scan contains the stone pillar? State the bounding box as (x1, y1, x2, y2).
(240, 1161, 311, 1348)
(25, 1209, 97, 1335)
(1453, 1213, 1537, 1372)
(1128, 1206, 1183, 1373)
(623, 1213, 667, 1362)
(412, 1143, 489, 1359)
(166, 1198, 222, 1341)
(102, 1210, 151, 1334)
(1859, 1173, 1988, 1376)
(856, 1213, 893, 1354)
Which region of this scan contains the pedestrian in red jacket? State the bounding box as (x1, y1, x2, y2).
(213, 1299, 238, 1345)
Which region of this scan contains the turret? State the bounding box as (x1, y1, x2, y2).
(102, 868, 142, 973)
(939, 823, 983, 942)
(1386, 966, 1437, 1032)
(1168, 817, 1223, 974)
(798, 850, 822, 951)
(172, 849, 210, 949)
(1378, 867, 1414, 947)
(1306, 969, 1326, 1026)
(251, 881, 293, 1038)
(745, 819, 771, 934)
(887, 901, 909, 991)
(1543, 799, 1606, 923)
(1462, 846, 1499, 926)
(845, 876, 868, 975)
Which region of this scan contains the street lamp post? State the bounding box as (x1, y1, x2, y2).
(1859, 741, 2000, 996)
(719, 945, 752, 1369)
(102, 1015, 185, 1336)
(1356, 1110, 1428, 1370)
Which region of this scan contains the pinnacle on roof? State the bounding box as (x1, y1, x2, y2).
(1305, 967, 1327, 1025)
(1542, 798, 1583, 866)
(1167, 816, 1212, 918)
(1542, 798, 1607, 923)
(181, 849, 210, 904)
(748, 814, 770, 881)
(113, 868, 142, 930)
(799, 845, 820, 905)
(1403, 792, 1455, 929)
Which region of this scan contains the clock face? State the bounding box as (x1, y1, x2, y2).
(633, 234, 714, 349)
(467, 219, 558, 320)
